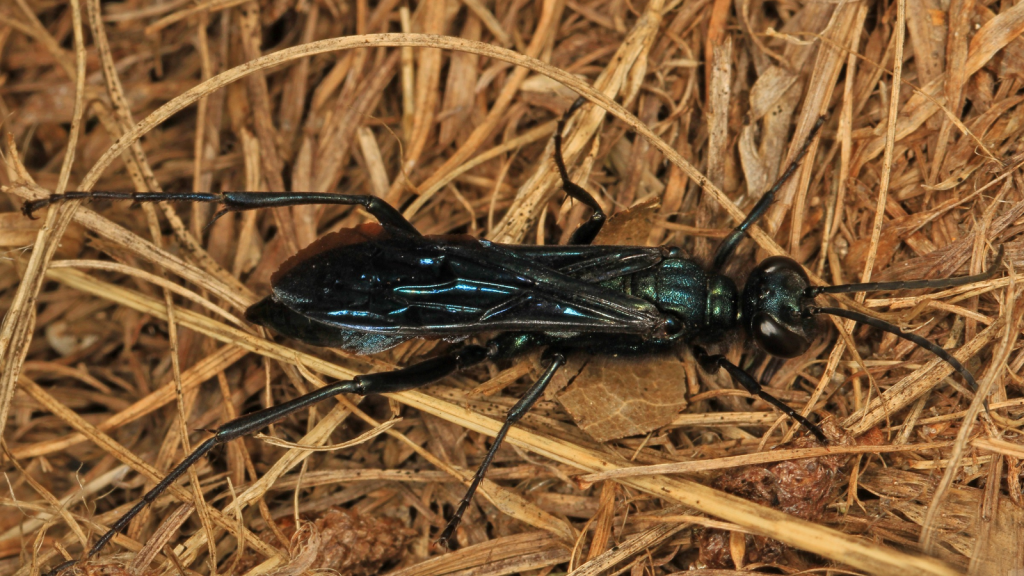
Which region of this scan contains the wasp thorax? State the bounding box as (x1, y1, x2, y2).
(741, 256, 817, 358)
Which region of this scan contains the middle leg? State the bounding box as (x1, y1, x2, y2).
(759, 355, 787, 389)
(553, 98, 606, 246)
(437, 349, 567, 546)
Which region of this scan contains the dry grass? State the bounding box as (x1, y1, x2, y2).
(1, 0, 1023, 574)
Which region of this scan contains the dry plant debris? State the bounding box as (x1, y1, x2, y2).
(697, 424, 845, 569)
(0, 0, 1023, 575)
(229, 507, 415, 576)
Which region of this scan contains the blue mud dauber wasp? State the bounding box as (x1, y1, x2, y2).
(26, 98, 1002, 576)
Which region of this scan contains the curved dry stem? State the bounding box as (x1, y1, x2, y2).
(75, 33, 789, 261)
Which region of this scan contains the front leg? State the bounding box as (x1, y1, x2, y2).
(709, 116, 826, 273)
(693, 346, 826, 443)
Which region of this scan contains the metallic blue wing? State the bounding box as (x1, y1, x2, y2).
(265, 224, 671, 343)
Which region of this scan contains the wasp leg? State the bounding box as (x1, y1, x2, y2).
(710, 116, 826, 273)
(553, 97, 606, 246)
(215, 193, 419, 235)
(759, 355, 786, 388)
(437, 350, 566, 547)
(693, 346, 827, 443)
(43, 346, 489, 576)
(22, 191, 420, 236)
(21, 191, 223, 219)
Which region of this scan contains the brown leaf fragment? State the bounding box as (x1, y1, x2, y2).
(591, 196, 662, 245)
(697, 436, 841, 568)
(554, 352, 688, 442)
(230, 507, 415, 576)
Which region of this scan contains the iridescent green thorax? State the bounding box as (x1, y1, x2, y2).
(613, 257, 739, 344)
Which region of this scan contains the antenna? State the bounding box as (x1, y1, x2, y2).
(805, 247, 1004, 297)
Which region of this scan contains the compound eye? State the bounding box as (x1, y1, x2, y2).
(751, 312, 810, 358)
(757, 256, 810, 283)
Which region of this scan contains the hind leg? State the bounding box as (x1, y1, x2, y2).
(42, 346, 489, 576)
(23, 191, 420, 236)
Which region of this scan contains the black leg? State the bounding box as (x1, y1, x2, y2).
(710, 116, 826, 273)
(553, 98, 606, 246)
(759, 355, 786, 388)
(693, 346, 826, 443)
(22, 191, 420, 236)
(43, 345, 489, 576)
(437, 350, 566, 547)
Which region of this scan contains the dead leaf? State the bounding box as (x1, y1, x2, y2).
(554, 352, 688, 442)
(551, 199, 689, 442)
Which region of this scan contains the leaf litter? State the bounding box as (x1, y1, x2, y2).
(1, 0, 1023, 574)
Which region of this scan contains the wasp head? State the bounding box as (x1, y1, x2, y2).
(740, 257, 817, 358)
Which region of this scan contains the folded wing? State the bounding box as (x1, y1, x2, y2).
(265, 224, 669, 341)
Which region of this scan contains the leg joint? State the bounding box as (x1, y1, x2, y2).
(456, 345, 491, 368)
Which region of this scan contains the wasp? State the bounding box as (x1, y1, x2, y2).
(25, 98, 1000, 576)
